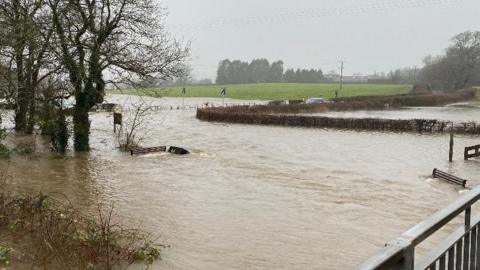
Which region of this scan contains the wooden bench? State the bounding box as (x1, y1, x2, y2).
(130, 146, 166, 156)
(432, 168, 467, 187)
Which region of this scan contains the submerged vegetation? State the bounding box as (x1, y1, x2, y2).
(39, 80, 70, 153)
(0, 115, 8, 159)
(116, 102, 153, 152)
(0, 245, 10, 267)
(0, 159, 161, 269)
(0, 145, 9, 160)
(13, 142, 36, 156)
(0, 192, 161, 269)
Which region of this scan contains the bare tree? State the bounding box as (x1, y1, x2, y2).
(116, 101, 153, 151)
(0, 0, 56, 133)
(47, 0, 189, 151)
(420, 31, 480, 91)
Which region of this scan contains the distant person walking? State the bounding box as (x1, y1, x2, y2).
(220, 88, 227, 105)
(182, 87, 186, 106)
(335, 90, 338, 99)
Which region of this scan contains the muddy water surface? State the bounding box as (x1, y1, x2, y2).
(2, 96, 480, 269)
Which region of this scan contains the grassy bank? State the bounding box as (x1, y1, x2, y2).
(109, 83, 412, 101)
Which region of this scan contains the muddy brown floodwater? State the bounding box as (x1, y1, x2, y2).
(2, 95, 480, 269)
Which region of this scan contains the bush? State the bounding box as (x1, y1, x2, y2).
(0, 144, 10, 160)
(0, 193, 161, 269)
(116, 103, 151, 152)
(0, 245, 11, 267)
(0, 114, 9, 159)
(39, 83, 70, 153)
(14, 142, 36, 155)
(43, 112, 69, 153)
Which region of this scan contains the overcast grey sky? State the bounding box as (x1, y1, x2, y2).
(161, 0, 479, 80)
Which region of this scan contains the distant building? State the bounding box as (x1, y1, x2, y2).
(325, 72, 370, 83)
(343, 73, 369, 83)
(325, 73, 341, 82)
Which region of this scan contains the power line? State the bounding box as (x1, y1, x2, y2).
(171, 0, 469, 31)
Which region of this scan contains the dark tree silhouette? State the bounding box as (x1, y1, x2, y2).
(48, 0, 189, 151)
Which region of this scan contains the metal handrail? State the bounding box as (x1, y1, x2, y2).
(414, 215, 480, 269)
(356, 185, 480, 270)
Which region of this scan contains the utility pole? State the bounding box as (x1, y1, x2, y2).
(339, 61, 344, 92)
(413, 66, 418, 83)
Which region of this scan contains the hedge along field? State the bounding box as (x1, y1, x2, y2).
(109, 83, 412, 101)
(196, 89, 479, 134)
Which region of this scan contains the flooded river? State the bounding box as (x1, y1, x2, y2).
(2, 95, 480, 269)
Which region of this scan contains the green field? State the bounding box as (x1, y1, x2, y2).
(109, 83, 412, 101)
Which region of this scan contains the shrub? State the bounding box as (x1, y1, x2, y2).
(0, 193, 161, 269)
(0, 245, 11, 267)
(0, 117, 8, 159)
(0, 144, 10, 160)
(39, 82, 70, 153)
(43, 111, 70, 153)
(14, 142, 36, 155)
(116, 103, 151, 152)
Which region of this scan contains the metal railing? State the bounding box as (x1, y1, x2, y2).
(356, 186, 480, 270)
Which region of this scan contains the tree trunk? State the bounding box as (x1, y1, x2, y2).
(71, 46, 103, 152)
(73, 92, 90, 151)
(14, 62, 27, 132)
(26, 73, 38, 134)
(12, 0, 27, 132)
(26, 88, 36, 134)
(14, 96, 28, 132)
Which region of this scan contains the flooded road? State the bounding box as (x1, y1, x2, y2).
(2, 95, 480, 269)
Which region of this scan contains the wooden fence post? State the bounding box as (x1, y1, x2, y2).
(113, 112, 122, 133)
(449, 129, 454, 162)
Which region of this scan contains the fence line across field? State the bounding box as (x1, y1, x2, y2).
(465, 145, 480, 160)
(145, 102, 258, 112)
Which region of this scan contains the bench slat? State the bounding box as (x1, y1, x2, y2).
(130, 146, 166, 155)
(433, 169, 467, 187)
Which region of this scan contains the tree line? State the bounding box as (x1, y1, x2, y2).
(351, 31, 480, 90)
(367, 68, 418, 85)
(0, 0, 188, 152)
(373, 31, 480, 90)
(216, 59, 327, 84)
(215, 31, 480, 91)
(419, 31, 480, 91)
